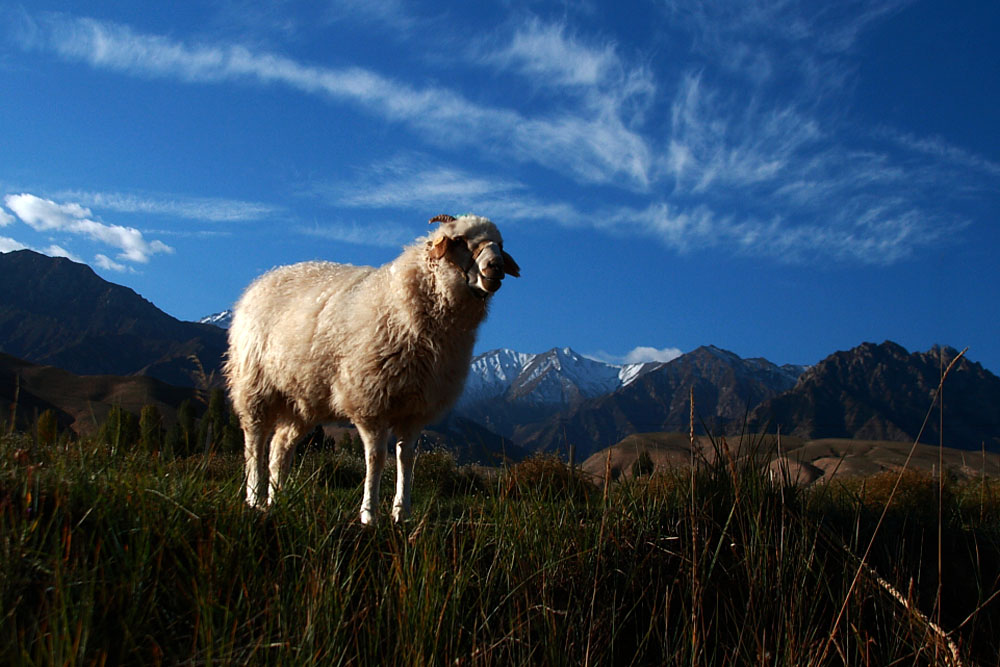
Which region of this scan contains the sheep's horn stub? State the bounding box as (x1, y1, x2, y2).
(429, 214, 457, 224)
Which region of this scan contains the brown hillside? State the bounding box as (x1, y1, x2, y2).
(581, 431, 1000, 484)
(1, 352, 200, 435)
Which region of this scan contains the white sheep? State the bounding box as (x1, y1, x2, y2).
(224, 214, 519, 523)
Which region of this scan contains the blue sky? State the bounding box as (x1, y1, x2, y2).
(2, 1, 998, 372)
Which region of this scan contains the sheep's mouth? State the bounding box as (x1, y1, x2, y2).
(469, 274, 502, 298)
(480, 276, 502, 292)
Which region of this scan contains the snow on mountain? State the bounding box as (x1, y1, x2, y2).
(458, 347, 663, 410)
(460, 348, 537, 406)
(198, 310, 233, 328)
(509, 347, 623, 405)
(619, 360, 666, 386)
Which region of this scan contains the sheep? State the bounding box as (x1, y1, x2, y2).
(224, 214, 519, 524)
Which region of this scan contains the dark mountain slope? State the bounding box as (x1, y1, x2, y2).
(0, 250, 226, 386)
(748, 341, 1000, 450)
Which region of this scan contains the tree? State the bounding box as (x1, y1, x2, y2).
(221, 409, 244, 455)
(164, 423, 182, 458)
(631, 450, 655, 478)
(139, 404, 163, 453)
(199, 388, 229, 454)
(176, 399, 196, 456)
(36, 409, 59, 446)
(100, 406, 140, 451)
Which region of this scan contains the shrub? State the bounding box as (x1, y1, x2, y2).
(502, 454, 595, 502)
(848, 468, 956, 523)
(413, 447, 485, 497)
(631, 449, 655, 478)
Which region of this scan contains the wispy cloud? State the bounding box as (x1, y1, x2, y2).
(58, 190, 279, 222)
(325, 0, 420, 35)
(663, 0, 913, 86)
(878, 128, 1000, 181)
(20, 13, 652, 189)
(4, 193, 173, 263)
(665, 72, 823, 192)
(11, 7, 986, 269)
(322, 155, 586, 227)
(326, 153, 956, 265)
(296, 220, 413, 248)
(481, 17, 656, 186)
(485, 17, 621, 89)
(330, 158, 525, 210)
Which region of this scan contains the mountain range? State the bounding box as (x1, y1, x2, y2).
(3, 249, 999, 460)
(0, 250, 226, 387)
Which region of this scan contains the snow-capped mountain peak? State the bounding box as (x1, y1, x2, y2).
(459, 346, 660, 410)
(198, 310, 233, 328)
(460, 348, 537, 406)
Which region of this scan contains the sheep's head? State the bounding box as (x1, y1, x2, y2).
(428, 214, 520, 298)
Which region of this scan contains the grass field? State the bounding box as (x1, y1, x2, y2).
(3, 430, 1000, 665)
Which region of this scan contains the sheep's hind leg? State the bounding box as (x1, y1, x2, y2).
(357, 424, 389, 525)
(243, 421, 273, 509)
(267, 419, 308, 505)
(392, 431, 419, 523)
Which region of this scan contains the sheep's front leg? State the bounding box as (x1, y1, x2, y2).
(392, 433, 419, 523)
(357, 424, 389, 525)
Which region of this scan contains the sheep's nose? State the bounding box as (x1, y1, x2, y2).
(482, 256, 504, 280)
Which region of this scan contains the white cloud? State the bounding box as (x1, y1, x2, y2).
(94, 253, 128, 271)
(4, 193, 173, 263)
(0, 236, 28, 252)
(44, 244, 83, 263)
(624, 346, 683, 364)
(586, 345, 684, 365)
(0, 207, 14, 226)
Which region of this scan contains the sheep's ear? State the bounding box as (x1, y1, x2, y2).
(502, 250, 521, 278)
(429, 235, 450, 260)
(429, 214, 456, 224)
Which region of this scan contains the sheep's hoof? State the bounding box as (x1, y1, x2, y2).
(360, 509, 376, 526)
(391, 505, 410, 523)
(244, 495, 267, 510)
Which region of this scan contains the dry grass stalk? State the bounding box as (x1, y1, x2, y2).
(818, 347, 969, 665)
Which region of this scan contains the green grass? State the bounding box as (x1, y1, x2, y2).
(3, 432, 999, 665)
